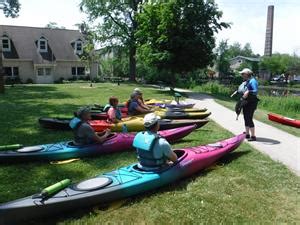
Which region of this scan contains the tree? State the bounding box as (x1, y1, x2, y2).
(45, 22, 66, 29)
(260, 54, 300, 82)
(0, 0, 21, 94)
(136, 0, 229, 81)
(79, 0, 143, 81)
(1, 0, 20, 18)
(216, 40, 231, 77)
(76, 23, 100, 83)
(215, 40, 257, 77)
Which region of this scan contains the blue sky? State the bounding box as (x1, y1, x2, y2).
(1, 0, 299, 55)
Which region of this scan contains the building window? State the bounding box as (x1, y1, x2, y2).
(37, 68, 52, 76)
(75, 40, 83, 55)
(2, 37, 11, 52)
(38, 37, 48, 52)
(4, 67, 19, 76)
(71, 67, 85, 76)
(45, 68, 52, 75)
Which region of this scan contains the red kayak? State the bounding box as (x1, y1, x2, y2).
(268, 113, 300, 128)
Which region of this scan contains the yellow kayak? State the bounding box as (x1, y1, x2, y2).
(153, 106, 207, 113)
(154, 111, 211, 119)
(144, 99, 172, 105)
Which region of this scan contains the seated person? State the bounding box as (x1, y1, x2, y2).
(133, 113, 177, 171)
(107, 96, 122, 123)
(128, 92, 152, 115)
(133, 88, 151, 110)
(70, 106, 111, 145)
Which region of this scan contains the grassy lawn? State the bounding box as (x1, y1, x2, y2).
(0, 83, 299, 224)
(192, 82, 300, 137)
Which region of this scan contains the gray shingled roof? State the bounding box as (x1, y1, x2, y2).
(0, 25, 84, 64)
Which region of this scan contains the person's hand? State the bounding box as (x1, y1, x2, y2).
(105, 129, 111, 136)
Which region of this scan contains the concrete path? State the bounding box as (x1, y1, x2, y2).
(172, 88, 300, 176)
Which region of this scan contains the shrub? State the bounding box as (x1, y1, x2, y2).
(26, 78, 34, 84)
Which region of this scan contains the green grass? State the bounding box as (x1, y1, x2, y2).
(192, 82, 300, 137)
(0, 83, 299, 224)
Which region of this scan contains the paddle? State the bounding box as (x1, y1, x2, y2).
(0, 144, 23, 151)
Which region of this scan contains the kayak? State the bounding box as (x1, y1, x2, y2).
(90, 107, 208, 120)
(39, 117, 209, 131)
(89, 117, 209, 132)
(0, 134, 245, 224)
(151, 103, 195, 109)
(0, 125, 196, 162)
(268, 113, 300, 128)
(144, 99, 172, 104)
(155, 111, 211, 120)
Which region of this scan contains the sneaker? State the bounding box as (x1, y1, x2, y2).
(248, 136, 256, 141)
(245, 134, 250, 139)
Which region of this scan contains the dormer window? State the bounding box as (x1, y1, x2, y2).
(75, 40, 83, 55)
(38, 37, 48, 52)
(2, 37, 11, 52)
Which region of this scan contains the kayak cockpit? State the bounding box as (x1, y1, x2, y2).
(130, 150, 187, 173)
(71, 177, 113, 191)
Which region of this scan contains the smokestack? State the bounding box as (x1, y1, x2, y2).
(264, 5, 274, 56)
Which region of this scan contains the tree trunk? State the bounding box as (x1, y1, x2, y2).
(0, 41, 5, 94)
(129, 45, 136, 82)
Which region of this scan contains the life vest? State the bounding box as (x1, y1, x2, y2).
(133, 131, 166, 168)
(69, 117, 92, 145)
(115, 108, 122, 120)
(237, 81, 248, 94)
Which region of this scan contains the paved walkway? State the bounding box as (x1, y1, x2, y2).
(172, 88, 300, 176)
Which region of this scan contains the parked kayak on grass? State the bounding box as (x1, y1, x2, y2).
(90, 107, 208, 120)
(155, 111, 211, 120)
(39, 117, 209, 131)
(0, 133, 245, 224)
(0, 125, 196, 162)
(144, 99, 172, 105)
(89, 117, 209, 132)
(268, 113, 300, 128)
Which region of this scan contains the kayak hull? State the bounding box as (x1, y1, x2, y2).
(39, 117, 209, 132)
(0, 134, 245, 224)
(90, 108, 208, 120)
(0, 125, 196, 162)
(156, 111, 211, 120)
(268, 113, 300, 128)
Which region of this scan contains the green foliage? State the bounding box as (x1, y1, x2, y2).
(0, 84, 299, 224)
(260, 54, 300, 76)
(1, 0, 20, 18)
(80, 0, 142, 81)
(216, 40, 258, 76)
(193, 82, 300, 136)
(136, 0, 229, 75)
(45, 22, 66, 29)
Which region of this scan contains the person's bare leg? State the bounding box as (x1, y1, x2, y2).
(250, 127, 255, 137)
(245, 126, 250, 135)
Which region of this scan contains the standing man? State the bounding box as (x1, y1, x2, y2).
(239, 68, 259, 141)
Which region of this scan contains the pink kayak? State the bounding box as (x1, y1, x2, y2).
(0, 125, 197, 162)
(0, 133, 245, 224)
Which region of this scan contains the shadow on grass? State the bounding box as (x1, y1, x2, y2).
(0, 86, 86, 145)
(21, 150, 250, 225)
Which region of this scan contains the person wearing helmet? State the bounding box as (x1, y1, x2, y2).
(69, 106, 111, 145)
(239, 68, 259, 141)
(133, 113, 178, 171)
(127, 92, 152, 115)
(133, 88, 151, 110)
